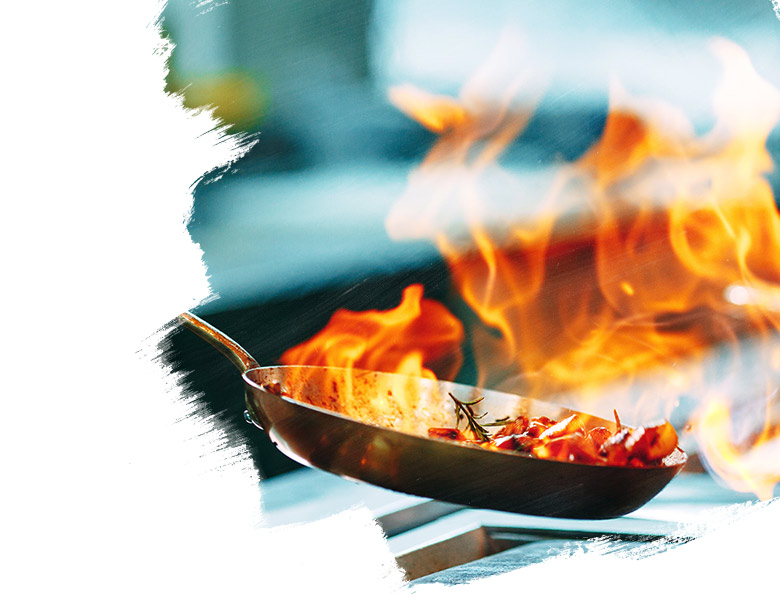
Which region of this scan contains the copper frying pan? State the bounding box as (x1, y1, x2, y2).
(178, 311, 686, 519)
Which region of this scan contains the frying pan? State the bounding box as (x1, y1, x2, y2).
(178, 311, 686, 519)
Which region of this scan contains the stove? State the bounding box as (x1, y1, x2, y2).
(259, 465, 755, 585)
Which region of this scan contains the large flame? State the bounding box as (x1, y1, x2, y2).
(280, 36, 780, 500)
(384, 37, 780, 499)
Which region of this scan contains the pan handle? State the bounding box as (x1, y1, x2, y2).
(177, 312, 260, 373)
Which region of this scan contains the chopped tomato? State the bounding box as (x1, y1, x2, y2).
(426, 399, 679, 468)
(428, 427, 468, 442)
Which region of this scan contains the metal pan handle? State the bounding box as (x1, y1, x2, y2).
(177, 312, 260, 373)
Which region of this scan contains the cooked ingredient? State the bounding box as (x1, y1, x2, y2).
(261, 381, 285, 396)
(428, 394, 679, 467)
(259, 379, 678, 467)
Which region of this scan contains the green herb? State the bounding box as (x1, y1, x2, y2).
(449, 392, 491, 442)
(483, 417, 511, 427)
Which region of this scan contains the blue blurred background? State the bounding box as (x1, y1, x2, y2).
(163, 0, 780, 313)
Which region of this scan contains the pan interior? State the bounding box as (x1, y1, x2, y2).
(246, 366, 631, 443)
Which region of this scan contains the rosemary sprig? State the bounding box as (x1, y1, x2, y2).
(449, 392, 491, 442)
(482, 417, 511, 427)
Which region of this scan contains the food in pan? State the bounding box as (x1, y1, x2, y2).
(260, 380, 678, 468)
(428, 393, 679, 467)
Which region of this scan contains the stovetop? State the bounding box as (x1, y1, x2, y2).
(259, 467, 756, 585)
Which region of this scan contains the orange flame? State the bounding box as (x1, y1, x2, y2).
(695, 395, 780, 501)
(277, 35, 779, 499)
(281, 284, 464, 381)
(388, 84, 468, 134)
(382, 37, 780, 499)
(278, 285, 465, 433)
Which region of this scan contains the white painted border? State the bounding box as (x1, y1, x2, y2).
(3, 1, 776, 597)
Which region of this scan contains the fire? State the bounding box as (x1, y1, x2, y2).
(384, 37, 779, 497)
(279, 284, 464, 431)
(388, 84, 468, 134)
(695, 396, 780, 501)
(280, 36, 780, 499)
(281, 284, 464, 381)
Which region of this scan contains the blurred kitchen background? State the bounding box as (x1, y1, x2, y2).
(161, 0, 780, 479)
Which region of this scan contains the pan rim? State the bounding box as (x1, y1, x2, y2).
(242, 365, 688, 472)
